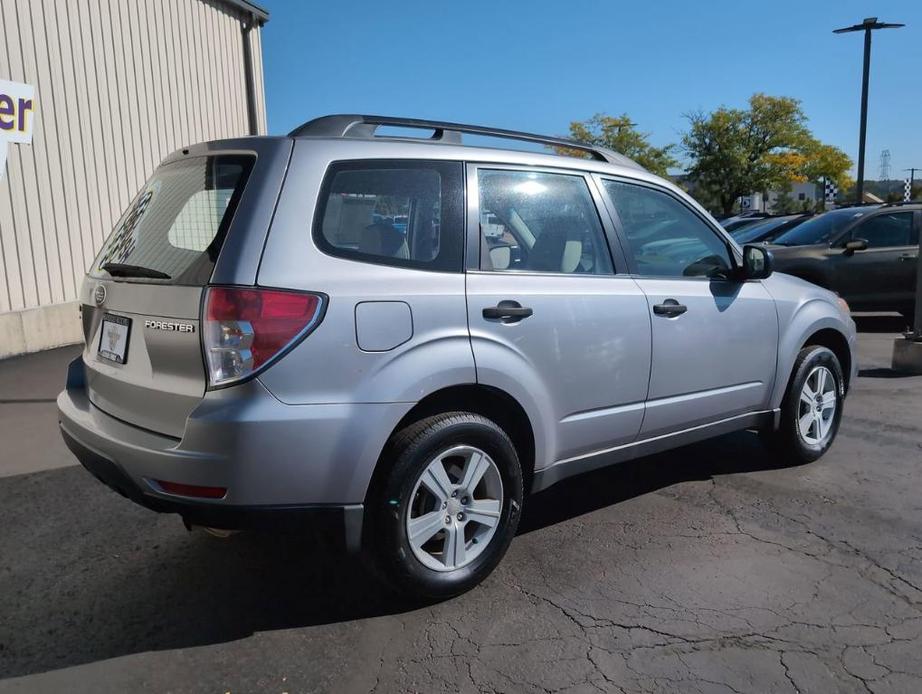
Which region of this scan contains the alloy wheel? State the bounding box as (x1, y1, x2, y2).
(797, 365, 837, 445)
(405, 445, 504, 572)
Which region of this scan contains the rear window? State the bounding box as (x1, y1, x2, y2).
(313, 160, 464, 272)
(91, 155, 253, 284)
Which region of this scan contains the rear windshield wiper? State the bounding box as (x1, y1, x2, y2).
(102, 262, 171, 279)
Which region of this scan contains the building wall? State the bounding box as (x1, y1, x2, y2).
(765, 182, 818, 213)
(0, 0, 266, 357)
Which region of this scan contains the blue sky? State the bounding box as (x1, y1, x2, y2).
(261, 0, 922, 178)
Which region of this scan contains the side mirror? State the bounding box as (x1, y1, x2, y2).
(844, 238, 868, 255)
(742, 244, 773, 280)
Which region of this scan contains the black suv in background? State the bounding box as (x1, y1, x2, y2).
(769, 204, 921, 317)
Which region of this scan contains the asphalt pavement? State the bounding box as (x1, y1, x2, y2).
(1, 316, 920, 693)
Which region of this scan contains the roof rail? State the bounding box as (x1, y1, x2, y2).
(287, 114, 644, 170)
(881, 200, 920, 207)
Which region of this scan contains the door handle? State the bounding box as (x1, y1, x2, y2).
(898, 253, 918, 262)
(653, 299, 687, 317)
(483, 300, 533, 322)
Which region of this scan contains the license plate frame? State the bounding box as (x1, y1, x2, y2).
(97, 313, 132, 365)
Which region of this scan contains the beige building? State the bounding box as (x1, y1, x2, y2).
(0, 0, 269, 358)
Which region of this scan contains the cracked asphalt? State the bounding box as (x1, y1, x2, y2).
(1, 315, 920, 693)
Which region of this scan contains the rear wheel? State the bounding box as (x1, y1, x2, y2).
(761, 345, 844, 464)
(369, 412, 523, 599)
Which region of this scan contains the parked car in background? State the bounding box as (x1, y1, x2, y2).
(57, 115, 858, 599)
(731, 213, 813, 245)
(721, 212, 771, 232)
(770, 204, 920, 317)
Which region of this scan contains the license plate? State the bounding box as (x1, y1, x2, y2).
(97, 314, 131, 364)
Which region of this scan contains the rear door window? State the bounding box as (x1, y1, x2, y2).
(91, 155, 253, 284)
(314, 160, 464, 272)
(476, 169, 614, 275)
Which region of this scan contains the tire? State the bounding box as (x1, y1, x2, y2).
(761, 345, 845, 464)
(368, 412, 524, 599)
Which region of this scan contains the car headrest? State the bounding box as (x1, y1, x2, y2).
(530, 218, 584, 273)
(359, 223, 409, 259)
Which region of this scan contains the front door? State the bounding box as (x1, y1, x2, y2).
(465, 166, 652, 466)
(831, 210, 919, 310)
(598, 178, 779, 438)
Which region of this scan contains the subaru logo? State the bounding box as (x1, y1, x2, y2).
(93, 284, 107, 306)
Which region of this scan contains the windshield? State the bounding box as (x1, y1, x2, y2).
(772, 208, 873, 246)
(91, 155, 254, 284)
(723, 217, 765, 232)
(732, 217, 791, 244)
(731, 217, 786, 244)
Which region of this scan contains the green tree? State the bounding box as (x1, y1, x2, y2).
(800, 142, 853, 190)
(773, 190, 797, 215)
(682, 94, 852, 215)
(556, 114, 677, 177)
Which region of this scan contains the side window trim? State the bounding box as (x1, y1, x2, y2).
(594, 173, 741, 279)
(463, 162, 626, 276)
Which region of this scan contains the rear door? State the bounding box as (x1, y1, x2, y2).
(465, 165, 651, 465)
(81, 153, 255, 438)
(831, 210, 918, 309)
(598, 177, 778, 438)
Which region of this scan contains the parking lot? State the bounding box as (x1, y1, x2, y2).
(0, 315, 920, 693)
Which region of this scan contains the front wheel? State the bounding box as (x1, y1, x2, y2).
(369, 412, 524, 599)
(761, 345, 845, 464)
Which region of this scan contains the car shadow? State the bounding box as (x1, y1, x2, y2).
(858, 367, 909, 379)
(0, 431, 798, 680)
(519, 429, 786, 534)
(707, 277, 743, 312)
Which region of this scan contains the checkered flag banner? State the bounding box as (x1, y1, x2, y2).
(824, 178, 838, 202)
(906, 179, 912, 202)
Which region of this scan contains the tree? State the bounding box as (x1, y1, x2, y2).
(682, 94, 852, 215)
(772, 190, 797, 215)
(556, 114, 677, 177)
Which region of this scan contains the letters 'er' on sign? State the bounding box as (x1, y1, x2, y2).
(0, 80, 36, 180)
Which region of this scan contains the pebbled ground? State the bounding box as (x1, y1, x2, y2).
(0, 316, 920, 693)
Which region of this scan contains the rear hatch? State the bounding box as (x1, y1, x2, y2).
(81, 154, 254, 438)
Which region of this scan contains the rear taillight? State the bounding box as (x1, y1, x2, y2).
(203, 286, 324, 387)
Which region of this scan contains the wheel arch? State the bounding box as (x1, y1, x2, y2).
(363, 384, 538, 507)
(770, 298, 855, 410)
(803, 328, 852, 393)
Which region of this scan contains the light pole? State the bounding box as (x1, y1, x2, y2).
(833, 17, 904, 204)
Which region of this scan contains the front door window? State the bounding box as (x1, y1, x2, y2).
(602, 180, 732, 278)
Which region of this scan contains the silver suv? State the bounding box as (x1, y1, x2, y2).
(58, 115, 857, 597)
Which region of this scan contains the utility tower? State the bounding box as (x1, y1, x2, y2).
(879, 149, 891, 180)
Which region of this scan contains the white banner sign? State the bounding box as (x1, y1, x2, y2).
(0, 80, 35, 180)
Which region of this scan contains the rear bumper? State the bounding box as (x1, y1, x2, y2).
(57, 356, 414, 549)
(60, 426, 362, 547)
